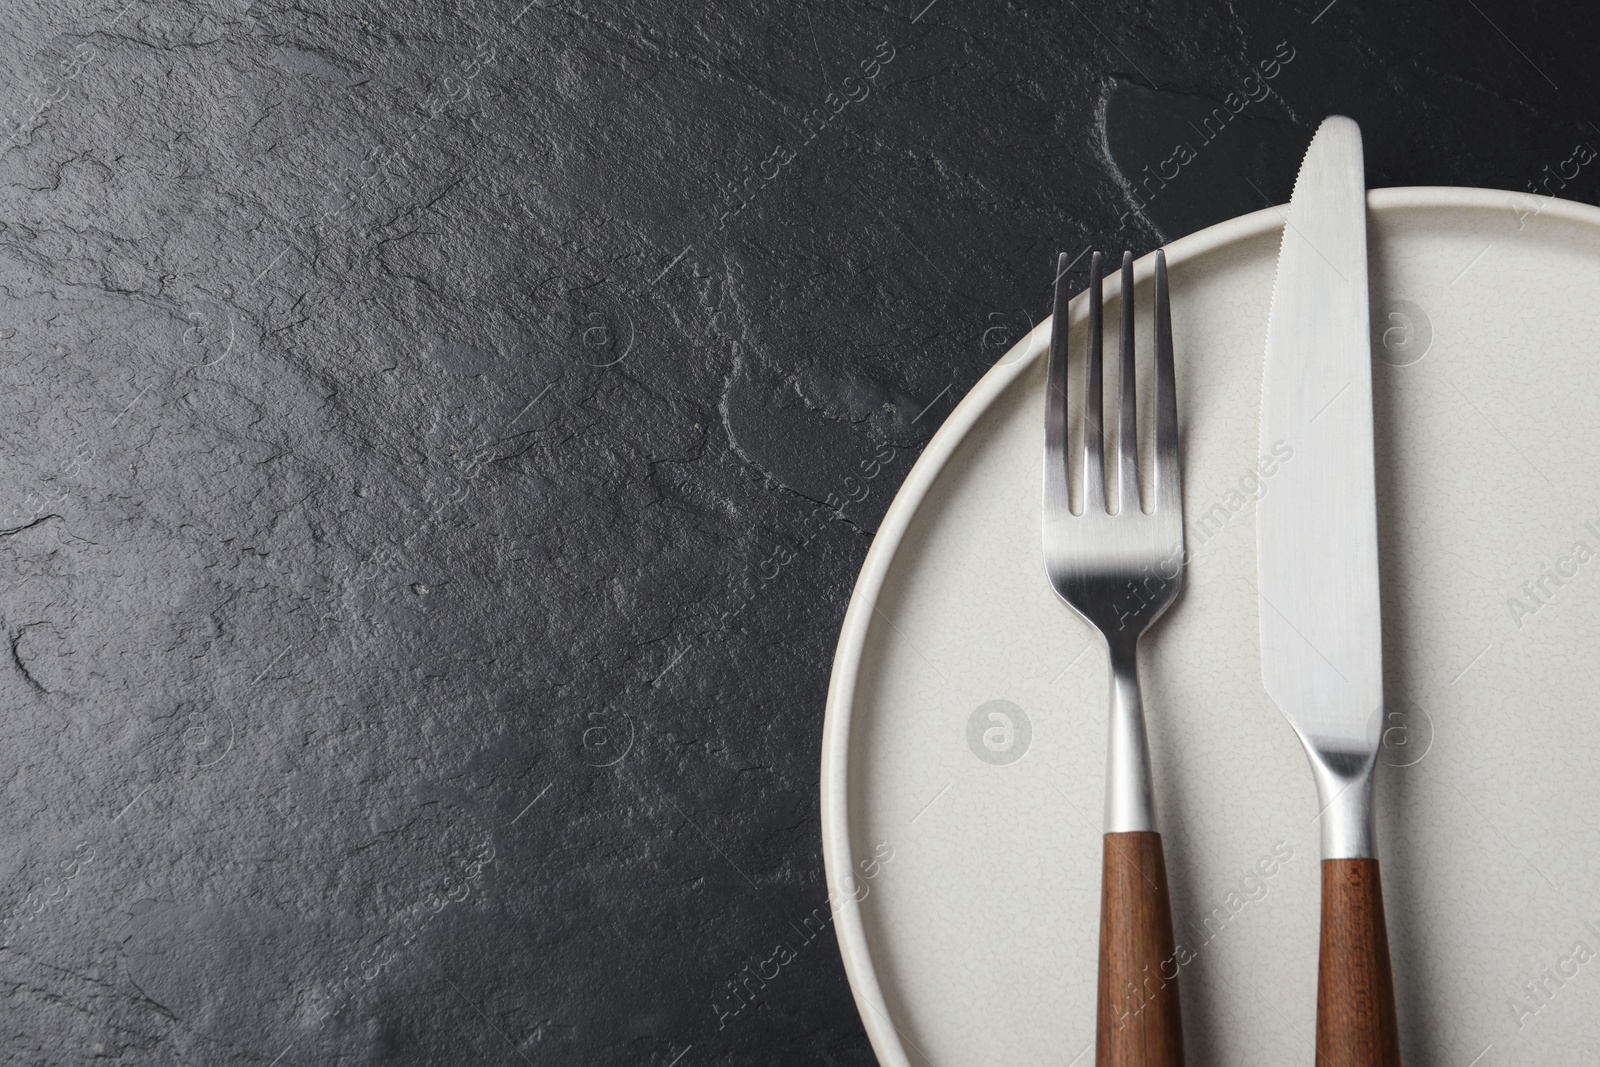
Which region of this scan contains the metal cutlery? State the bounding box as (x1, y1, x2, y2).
(1256, 115, 1401, 1066)
(1044, 249, 1185, 1067)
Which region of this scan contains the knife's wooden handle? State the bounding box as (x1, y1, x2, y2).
(1096, 831, 1183, 1067)
(1317, 859, 1400, 1067)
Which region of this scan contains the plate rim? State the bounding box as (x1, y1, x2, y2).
(818, 186, 1600, 1066)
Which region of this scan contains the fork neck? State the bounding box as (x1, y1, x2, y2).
(1104, 629, 1141, 671)
(1102, 633, 1157, 834)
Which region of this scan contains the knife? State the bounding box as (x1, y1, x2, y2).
(1256, 116, 1401, 1066)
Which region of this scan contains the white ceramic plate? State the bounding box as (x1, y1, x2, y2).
(821, 188, 1600, 1066)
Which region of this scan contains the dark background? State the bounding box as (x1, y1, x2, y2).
(0, 0, 1596, 1063)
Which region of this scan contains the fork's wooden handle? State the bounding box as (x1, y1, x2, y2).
(1316, 859, 1400, 1067)
(1096, 831, 1184, 1067)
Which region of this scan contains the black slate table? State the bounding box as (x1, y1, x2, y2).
(0, 0, 1596, 1063)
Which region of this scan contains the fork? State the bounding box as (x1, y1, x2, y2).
(1044, 250, 1185, 1067)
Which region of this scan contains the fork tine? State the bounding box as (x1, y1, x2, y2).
(1083, 251, 1105, 514)
(1044, 252, 1073, 518)
(1152, 249, 1180, 512)
(1116, 251, 1138, 514)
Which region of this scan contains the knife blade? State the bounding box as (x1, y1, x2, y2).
(1256, 115, 1401, 1066)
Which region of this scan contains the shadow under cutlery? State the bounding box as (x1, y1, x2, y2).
(1367, 241, 1442, 1066)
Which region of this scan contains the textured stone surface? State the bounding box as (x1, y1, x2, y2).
(0, 0, 1594, 1063)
